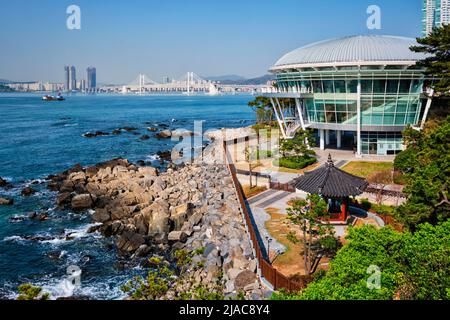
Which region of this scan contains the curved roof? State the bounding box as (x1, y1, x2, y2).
(272, 35, 426, 70)
(294, 155, 368, 198)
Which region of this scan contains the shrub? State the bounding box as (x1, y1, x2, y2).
(17, 284, 49, 300)
(276, 156, 317, 170)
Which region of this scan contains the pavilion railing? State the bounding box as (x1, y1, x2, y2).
(223, 141, 310, 293)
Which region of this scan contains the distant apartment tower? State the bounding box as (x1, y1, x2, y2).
(64, 66, 70, 91)
(87, 67, 97, 90)
(79, 79, 86, 92)
(422, 0, 450, 35)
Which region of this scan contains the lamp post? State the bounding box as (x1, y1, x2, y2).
(266, 236, 272, 261)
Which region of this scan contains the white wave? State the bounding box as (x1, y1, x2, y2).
(2, 235, 25, 242)
(63, 223, 102, 240)
(146, 154, 161, 162)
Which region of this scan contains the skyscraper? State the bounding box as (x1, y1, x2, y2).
(64, 66, 70, 92)
(422, 0, 450, 35)
(70, 66, 77, 91)
(87, 67, 96, 91)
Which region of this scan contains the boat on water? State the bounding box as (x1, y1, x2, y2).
(42, 93, 65, 101)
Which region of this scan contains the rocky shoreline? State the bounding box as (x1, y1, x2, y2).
(41, 128, 267, 299)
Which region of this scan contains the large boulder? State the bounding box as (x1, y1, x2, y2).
(168, 231, 188, 243)
(171, 129, 194, 137)
(71, 194, 93, 210)
(56, 192, 71, 207)
(147, 209, 170, 236)
(170, 203, 194, 231)
(156, 130, 172, 139)
(116, 231, 145, 253)
(0, 177, 8, 187)
(0, 198, 13, 206)
(234, 270, 257, 290)
(68, 171, 86, 184)
(138, 167, 158, 176)
(21, 187, 36, 197)
(92, 208, 111, 223)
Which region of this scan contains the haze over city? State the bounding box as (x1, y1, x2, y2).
(0, 0, 422, 84)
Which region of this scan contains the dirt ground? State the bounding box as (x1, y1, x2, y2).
(264, 208, 330, 278)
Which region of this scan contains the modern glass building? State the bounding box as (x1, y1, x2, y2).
(87, 66, 97, 91)
(262, 35, 433, 156)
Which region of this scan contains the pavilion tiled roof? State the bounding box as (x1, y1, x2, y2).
(294, 155, 368, 198)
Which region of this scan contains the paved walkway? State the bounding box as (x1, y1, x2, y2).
(247, 189, 308, 255)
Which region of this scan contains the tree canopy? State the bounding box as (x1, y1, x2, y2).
(410, 24, 450, 95)
(296, 221, 450, 300)
(394, 117, 450, 230)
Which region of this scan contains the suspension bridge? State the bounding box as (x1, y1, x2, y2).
(103, 72, 268, 95)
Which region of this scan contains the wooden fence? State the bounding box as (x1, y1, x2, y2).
(223, 141, 308, 292)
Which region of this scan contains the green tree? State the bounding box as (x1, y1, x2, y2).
(293, 221, 450, 300)
(299, 225, 403, 300)
(394, 117, 450, 230)
(279, 130, 316, 158)
(410, 24, 450, 95)
(288, 194, 336, 274)
(248, 97, 274, 124)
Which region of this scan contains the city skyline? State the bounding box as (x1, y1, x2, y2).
(0, 0, 423, 84)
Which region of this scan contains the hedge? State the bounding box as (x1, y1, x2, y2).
(276, 156, 317, 169)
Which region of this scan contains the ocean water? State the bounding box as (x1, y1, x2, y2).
(0, 93, 255, 299)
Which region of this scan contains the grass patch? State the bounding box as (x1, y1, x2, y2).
(242, 185, 267, 198)
(341, 161, 393, 179)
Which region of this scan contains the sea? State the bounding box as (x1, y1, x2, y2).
(0, 93, 255, 299)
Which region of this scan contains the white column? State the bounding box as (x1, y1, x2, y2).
(421, 88, 434, 129)
(325, 130, 330, 146)
(336, 130, 342, 149)
(270, 98, 286, 139)
(294, 98, 306, 130)
(356, 80, 362, 157)
(320, 129, 325, 150)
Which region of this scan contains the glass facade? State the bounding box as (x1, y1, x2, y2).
(274, 66, 426, 155)
(361, 132, 404, 155)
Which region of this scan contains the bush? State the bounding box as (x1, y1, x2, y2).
(276, 156, 317, 170)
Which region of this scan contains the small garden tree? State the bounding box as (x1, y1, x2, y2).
(287, 195, 338, 274)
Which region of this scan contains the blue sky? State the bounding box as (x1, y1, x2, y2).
(0, 0, 422, 84)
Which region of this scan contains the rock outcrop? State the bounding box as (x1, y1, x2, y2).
(47, 128, 266, 299)
(0, 198, 14, 206)
(0, 177, 9, 187)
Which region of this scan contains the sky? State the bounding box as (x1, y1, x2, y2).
(0, 0, 423, 84)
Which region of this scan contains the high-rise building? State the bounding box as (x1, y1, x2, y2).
(79, 79, 86, 92)
(64, 66, 70, 92)
(422, 0, 450, 35)
(70, 66, 77, 91)
(87, 67, 96, 90)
